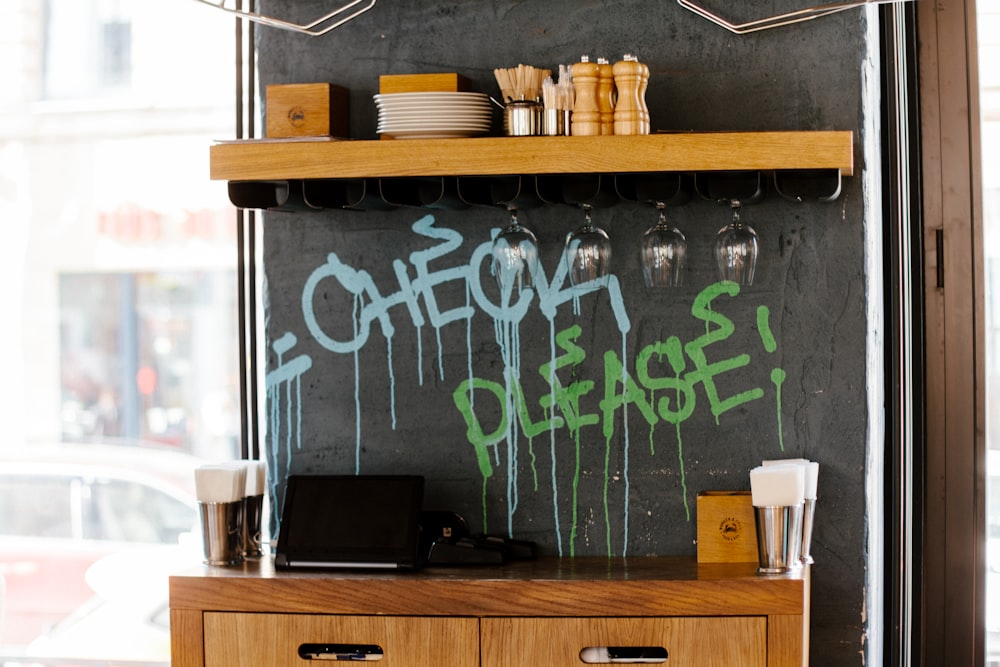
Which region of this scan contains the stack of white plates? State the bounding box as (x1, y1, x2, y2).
(374, 92, 493, 139)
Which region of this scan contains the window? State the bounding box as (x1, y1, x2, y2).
(0, 1, 241, 663)
(60, 271, 239, 448)
(44, 0, 133, 99)
(99, 18, 131, 88)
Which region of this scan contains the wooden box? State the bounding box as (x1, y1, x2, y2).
(378, 73, 471, 94)
(266, 83, 349, 138)
(696, 490, 759, 563)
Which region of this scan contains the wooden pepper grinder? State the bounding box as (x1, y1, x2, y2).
(637, 55, 650, 129)
(570, 55, 601, 137)
(612, 54, 650, 135)
(596, 57, 616, 135)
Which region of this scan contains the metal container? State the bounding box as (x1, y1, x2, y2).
(542, 108, 567, 136)
(504, 100, 542, 136)
(199, 500, 244, 566)
(242, 493, 264, 558)
(753, 504, 804, 574)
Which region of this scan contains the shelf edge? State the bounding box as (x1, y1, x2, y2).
(209, 131, 854, 181)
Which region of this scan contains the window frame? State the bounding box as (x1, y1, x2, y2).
(916, 0, 987, 664)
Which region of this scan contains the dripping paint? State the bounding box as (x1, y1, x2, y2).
(267, 213, 788, 555)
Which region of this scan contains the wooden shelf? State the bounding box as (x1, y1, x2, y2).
(209, 131, 854, 182)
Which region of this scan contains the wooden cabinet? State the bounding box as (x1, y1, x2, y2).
(203, 613, 479, 667)
(480, 616, 767, 667)
(169, 557, 809, 667)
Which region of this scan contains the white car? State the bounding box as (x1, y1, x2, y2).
(24, 544, 202, 666)
(0, 443, 201, 657)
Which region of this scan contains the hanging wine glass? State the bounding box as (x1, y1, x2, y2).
(714, 200, 758, 285)
(564, 204, 612, 286)
(491, 208, 539, 293)
(640, 202, 687, 288)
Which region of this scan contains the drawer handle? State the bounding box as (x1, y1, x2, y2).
(579, 646, 668, 664)
(298, 644, 384, 661)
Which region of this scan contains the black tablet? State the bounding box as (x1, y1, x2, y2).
(275, 474, 424, 570)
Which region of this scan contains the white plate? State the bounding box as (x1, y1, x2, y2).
(378, 107, 492, 117)
(375, 94, 491, 102)
(378, 113, 492, 124)
(378, 107, 493, 117)
(377, 123, 492, 132)
(377, 128, 489, 139)
(377, 117, 492, 126)
(374, 97, 492, 107)
(375, 103, 494, 114)
(374, 92, 490, 103)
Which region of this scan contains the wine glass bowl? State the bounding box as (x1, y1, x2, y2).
(714, 202, 758, 285)
(492, 209, 539, 293)
(640, 204, 687, 288)
(564, 205, 612, 286)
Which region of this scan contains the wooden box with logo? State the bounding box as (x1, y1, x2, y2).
(265, 83, 350, 139)
(378, 72, 471, 94)
(696, 490, 758, 563)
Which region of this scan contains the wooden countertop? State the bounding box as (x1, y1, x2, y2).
(169, 556, 808, 618)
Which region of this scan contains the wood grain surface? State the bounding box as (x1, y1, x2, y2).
(170, 556, 807, 616)
(204, 613, 478, 667)
(208, 132, 854, 181)
(481, 616, 766, 667)
(171, 557, 808, 667)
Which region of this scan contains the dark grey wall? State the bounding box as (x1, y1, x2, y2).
(256, 2, 876, 665)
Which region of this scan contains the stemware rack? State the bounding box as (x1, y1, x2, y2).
(191, 0, 377, 36)
(211, 131, 853, 211)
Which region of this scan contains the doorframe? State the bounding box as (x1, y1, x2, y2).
(916, 0, 986, 664)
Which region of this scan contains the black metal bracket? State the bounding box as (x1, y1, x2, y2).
(226, 169, 844, 212)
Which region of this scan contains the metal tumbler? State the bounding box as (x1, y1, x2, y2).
(754, 504, 804, 575)
(199, 500, 244, 566)
(242, 493, 264, 558)
(801, 497, 816, 564)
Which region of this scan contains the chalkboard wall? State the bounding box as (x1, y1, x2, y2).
(256, 2, 877, 664)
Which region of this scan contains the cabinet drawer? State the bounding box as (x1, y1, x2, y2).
(481, 616, 766, 667)
(203, 612, 479, 667)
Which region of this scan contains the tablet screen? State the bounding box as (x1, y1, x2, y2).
(275, 474, 424, 570)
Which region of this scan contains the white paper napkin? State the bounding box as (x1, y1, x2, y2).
(750, 464, 805, 507)
(194, 463, 247, 503)
(244, 460, 267, 496)
(763, 458, 819, 500)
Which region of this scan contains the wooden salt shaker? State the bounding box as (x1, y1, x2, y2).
(596, 57, 616, 135)
(613, 54, 650, 135)
(570, 56, 601, 137)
